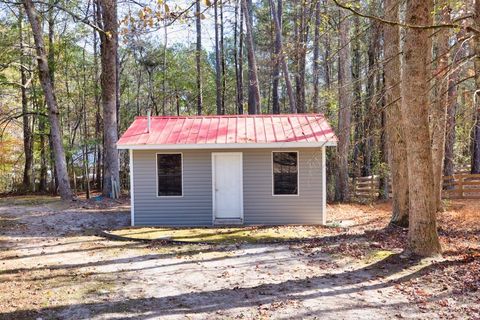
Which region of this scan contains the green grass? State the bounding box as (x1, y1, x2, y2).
(0, 195, 60, 206)
(109, 226, 325, 244)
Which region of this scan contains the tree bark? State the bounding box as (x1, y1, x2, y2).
(23, 0, 72, 200)
(242, 0, 261, 114)
(363, 0, 380, 177)
(384, 0, 409, 227)
(271, 0, 282, 114)
(19, 9, 33, 192)
(402, 0, 441, 256)
(335, 9, 353, 202)
(472, 0, 480, 174)
(214, 0, 223, 114)
(351, 14, 363, 179)
(312, 0, 321, 113)
(269, 0, 296, 113)
(195, 0, 202, 115)
(99, 0, 120, 198)
(431, 2, 450, 210)
(237, 0, 245, 114)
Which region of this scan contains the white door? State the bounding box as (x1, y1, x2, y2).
(212, 152, 243, 220)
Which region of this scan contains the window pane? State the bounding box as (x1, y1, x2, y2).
(273, 152, 298, 195)
(157, 154, 182, 196)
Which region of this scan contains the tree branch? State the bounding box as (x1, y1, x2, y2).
(331, 0, 480, 34)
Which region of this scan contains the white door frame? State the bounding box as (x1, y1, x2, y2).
(211, 152, 244, 223)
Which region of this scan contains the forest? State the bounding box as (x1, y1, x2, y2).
(0, 0, 479, 260)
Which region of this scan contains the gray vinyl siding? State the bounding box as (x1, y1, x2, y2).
(132, 148, 325, 226)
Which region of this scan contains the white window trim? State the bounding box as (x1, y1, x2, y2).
(155, 152, 184, 198)
(271, 151, 300, 197)
(211, 152, 244, 223)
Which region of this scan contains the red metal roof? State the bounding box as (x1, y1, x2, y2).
(117, 114, 337, 149)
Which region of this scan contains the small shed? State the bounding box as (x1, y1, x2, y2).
(117, 114, 337, 226)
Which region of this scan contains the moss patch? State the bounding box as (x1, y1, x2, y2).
(108, 226, 326, 244)
(363, 249, 394, 264)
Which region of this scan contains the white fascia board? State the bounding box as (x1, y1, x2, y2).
(117, 141, 337, 150)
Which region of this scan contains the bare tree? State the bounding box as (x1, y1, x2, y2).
(401, 0, 441, 256)
(384, 0, 409, 227)
(335, 9, 353, 202)
(214, 0, 223, 114)
(196, 0, 202, 115)
(98, 0, 120, 197)
(242, 0, 261, 114)
(431, 1, 450, 210)
(23, 0, 72, 200)
(472, 0, 480, 173)
(312, 0, 321, 113)
(269, 0, 296, 113)
(19, 9, 33, 191)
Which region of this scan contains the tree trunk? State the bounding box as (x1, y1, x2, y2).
(335, 9, 352, 202)
(271, 0, 282, 114)
(94, 0, 102, 190)
(431, 2, 450, 209)
(312, 0, 321, 113)
(443, 33, 463, 177)
(384, 0, 409, 227)
(233, 0, 243, 114)
(402, 0, 441, 256)
(295, 0, 307, 113)
(195, 0, 202, 115)
(363, 1, 380, 177)
(99, 0, 120, 198)
(269, 0, 296, 113)
(242, 0, 261, 114)
(214, 0, 223, 115)
(472, 0, 480, 174)
(19, 10, 33, 192)
(23, 0, 72, 200)
(351, 14, 363, 179)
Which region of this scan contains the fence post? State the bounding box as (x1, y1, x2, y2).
(459, 175, 464, 199)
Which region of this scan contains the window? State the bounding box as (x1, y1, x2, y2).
(157, 153, 182, 196)
(272, 152, 298, 195)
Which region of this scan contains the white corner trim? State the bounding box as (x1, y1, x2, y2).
(129, 149, 135, 226)
(321, 147, 327, 225)
(117, 141, 337, 150)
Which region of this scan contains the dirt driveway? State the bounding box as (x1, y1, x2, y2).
(0, 197, 478, 319)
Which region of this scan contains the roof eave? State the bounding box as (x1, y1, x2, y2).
(117, 141, 338, 150)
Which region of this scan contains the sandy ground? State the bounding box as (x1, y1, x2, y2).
(0, 197, 478, 320)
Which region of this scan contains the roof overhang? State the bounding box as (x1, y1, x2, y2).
(117, 141, 337, 150)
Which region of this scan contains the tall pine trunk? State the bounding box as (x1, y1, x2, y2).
(271, 0, 282, 114)
(444, 33, 463, 177)
(384, 0, 409, 227)
(242, 0, 261, 114)
(214, 0, 223, 114)
(402, 0, 441, 256)
(312, 0, 321, 113)
(19, 10, 33, 192)
(269, 0, 296, 113)
(472, 0, 480, 173)
(99, 0, 120, 197)
(195, 0, 202, 115)
(431, 2, 450, 209)
(335, 9, 352, 202)
(23, 0, 72, 200)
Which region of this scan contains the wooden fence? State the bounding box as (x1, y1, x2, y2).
(352, 171, 480, 200)
(442, 173, 480, 200)
(352, 175, 391, 199)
